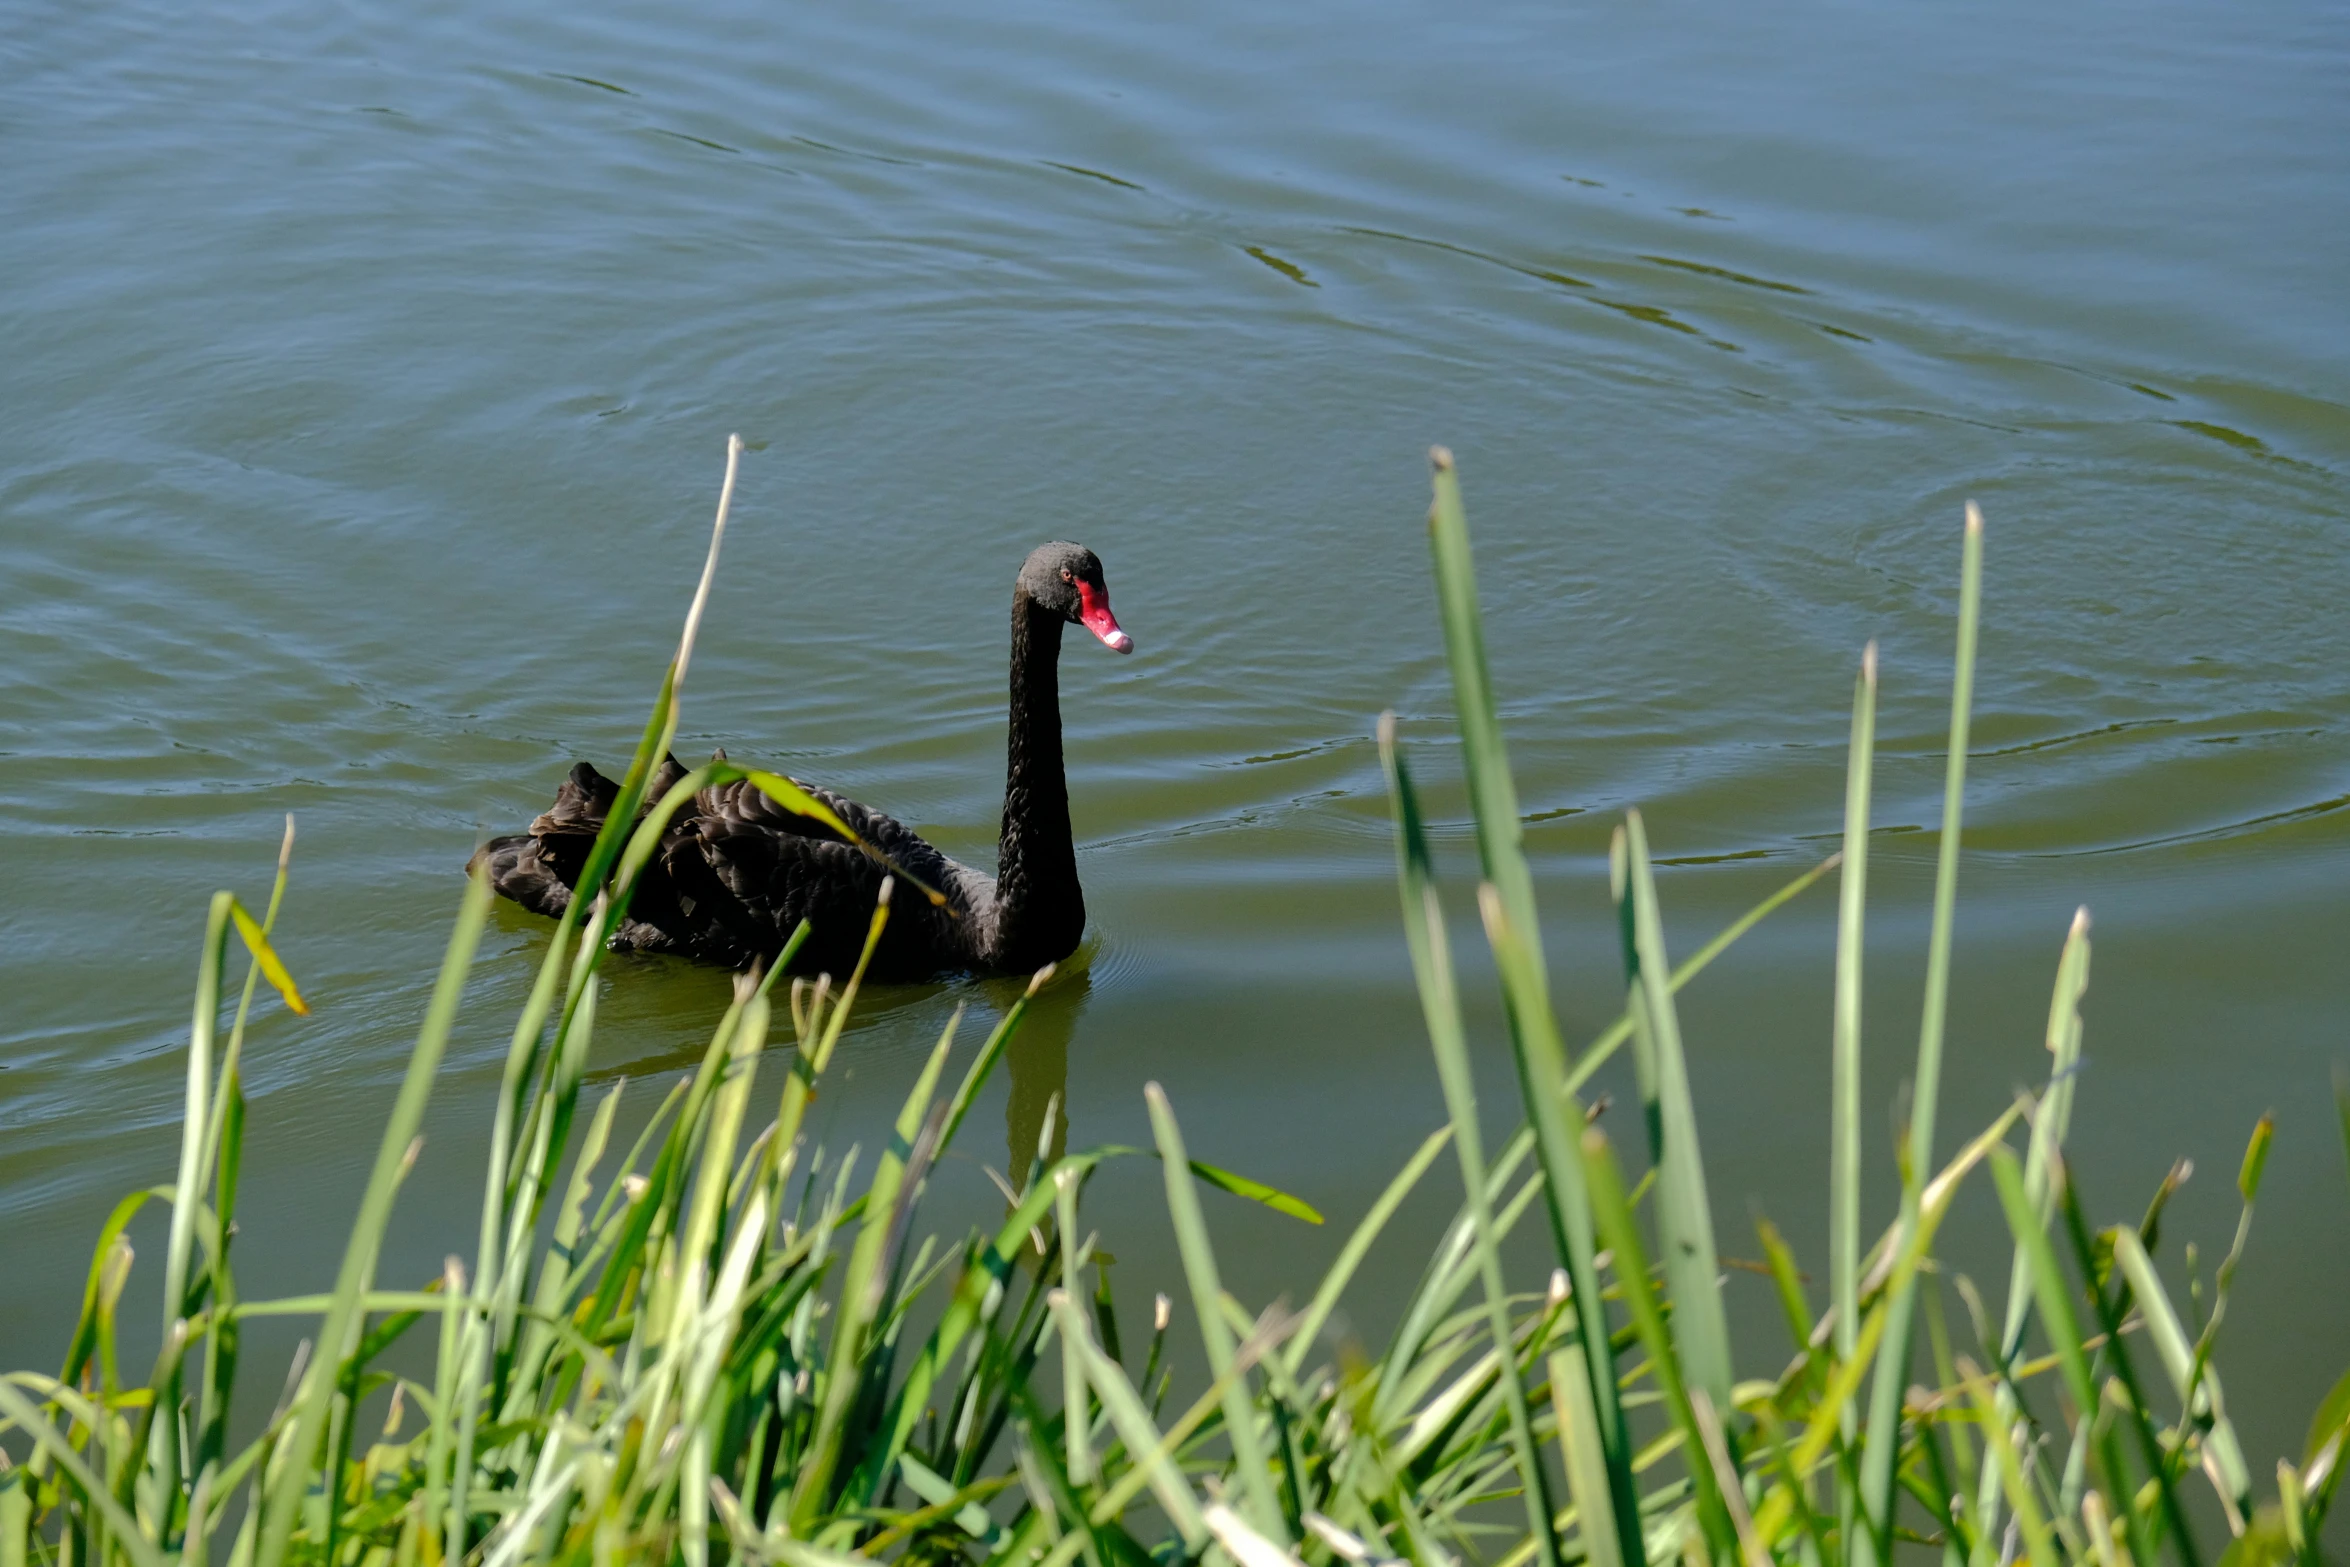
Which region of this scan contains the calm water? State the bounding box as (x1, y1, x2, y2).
(6, 0, 2348, 1486)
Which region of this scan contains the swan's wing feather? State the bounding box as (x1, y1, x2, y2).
(682, 778, 980, 971)
(603, 824, 769, 964)
(645, 753, 693, 808)
(689, 814, 893, 969)
(693, 777, 960, 885)
(472, 834, 573, 920)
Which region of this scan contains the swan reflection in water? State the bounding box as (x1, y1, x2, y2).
(999, 964, 1087, 1196)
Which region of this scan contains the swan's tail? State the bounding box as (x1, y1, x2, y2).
(470, 761, 620, 917)
(469, 832, 575, 918)
(472, 757, 697, 919)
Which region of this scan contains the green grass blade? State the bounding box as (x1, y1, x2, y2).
(1973, 908, 2093, 1551)
(1145, 1082, 1290, 1545)
(192, 823, 296, 1481)
(1009, 1391, 1114, 1567)
(1381, 722, 1561, 1567)
(1579, 1126, 1739, 1564)
(60, 1190, 164, 1390)
(1424, 463, 1649, 1550)
(611, 999, 752, 1352)
(425, 1255, 463, 1557)
(1425, 448, 1544, 971)
(2005, 909, 2093, 1360)
(1692, 1388, 1771, 1567)
(1541, 1271, 1624, 1567)
(1476, 892, 1645, 1567)
(226, 898, 308, 1017)
(1400, 467, 1652, 1567)
(1613, 810, 1733, 1415)
(489, 931, 607, 1378)
(678, 986, 773, 1295)
(165, 893, 235, 1339)
(255, 866, 492, 1567)
(1754, 1215, 1816, 1363)
(1090, 1251, 1122, 1369)
(2279, 1461, 2313, 1567)
(1054, 1169, 1093, 1486)
(1858, 503, 1984, 1567)
(203, 817, 295, 1184)
(1814, 639, 1870, 1567)
(466, 669, 677, 1423)
(1831, 644, 1877, 1391)
(1908, 501, 1984, 1211)
(2111, 1228, 2252, 1528)
(2304, 1368, 2350, 1544)
(1987, 1143, 2095, 1401)
(1397, 498, 1830, 1554)
(1183, 1160, 1322, 1225)
(2055, 1168, 2203, 1567)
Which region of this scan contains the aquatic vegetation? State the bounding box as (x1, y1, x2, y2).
(4, 445, 2344, 1567)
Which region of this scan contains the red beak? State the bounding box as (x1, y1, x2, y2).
(1075, 579, 1133, 654)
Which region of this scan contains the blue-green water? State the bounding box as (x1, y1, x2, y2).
(5, 0, 2346, 1491)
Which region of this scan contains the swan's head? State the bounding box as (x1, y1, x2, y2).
(1021, 541, 1132, 655)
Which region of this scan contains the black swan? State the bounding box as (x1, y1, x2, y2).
(473, 541, 1133, 980)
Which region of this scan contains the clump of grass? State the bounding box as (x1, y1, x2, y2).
(4, 442, 2345, 1567)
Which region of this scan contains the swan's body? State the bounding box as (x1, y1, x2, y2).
(473, 542, 1132, 980)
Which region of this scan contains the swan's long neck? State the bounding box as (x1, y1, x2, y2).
(990, 588, 1084, 969)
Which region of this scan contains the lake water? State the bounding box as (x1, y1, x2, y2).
(6, 0, 2347, 1494)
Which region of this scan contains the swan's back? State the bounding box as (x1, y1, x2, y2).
(475, 760, 994, 979)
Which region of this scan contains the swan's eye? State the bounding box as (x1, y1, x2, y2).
(1060, 568, 1073, 582)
